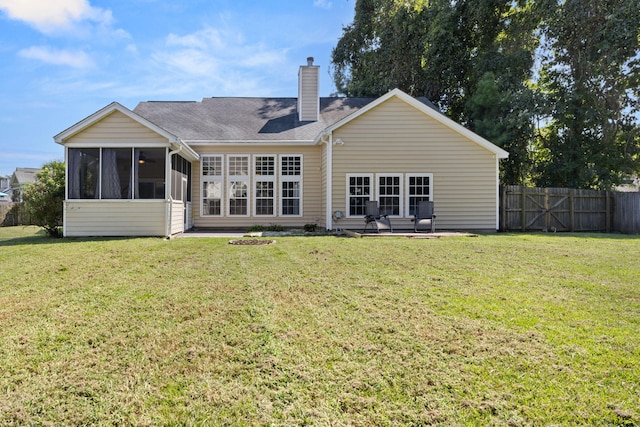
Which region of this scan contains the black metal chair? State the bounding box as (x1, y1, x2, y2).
(364, 200, 392, 233)
(412, 200, 436, 233)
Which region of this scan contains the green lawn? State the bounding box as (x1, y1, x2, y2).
(1, 227, 639, 426)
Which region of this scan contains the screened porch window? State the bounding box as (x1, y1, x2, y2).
(68, 148, 99, 199)
(102, 148, 132, 199)
(68, 147, 166, 200)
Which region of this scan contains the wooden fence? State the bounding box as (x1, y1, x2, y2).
(0, 203, 32, 227)
(613, 192, 640, 234)
(501, 186, 640, 234)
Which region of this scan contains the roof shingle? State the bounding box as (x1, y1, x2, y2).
(133, 97, 376, 142)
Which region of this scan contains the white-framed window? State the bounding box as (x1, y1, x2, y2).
(346, 174, 373, 217)
(406, 173, 433, 217)
(202, 155, 223, 216)
(228, 155, 249, 216)
(280, 155, 302, 216)
(254, 155, 276, 216)
(376, 174, 402, 217)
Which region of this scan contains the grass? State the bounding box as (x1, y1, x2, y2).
(0, 226, 639, 426)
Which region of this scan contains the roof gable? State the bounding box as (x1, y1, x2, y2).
(326, 89, 509, 159)
(53, 102, 199, 161)
(54, 102, 180, 145)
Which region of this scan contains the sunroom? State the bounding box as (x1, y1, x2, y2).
(55, 102, 199, 237)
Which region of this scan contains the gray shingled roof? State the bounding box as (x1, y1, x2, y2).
(133, 97, 378, 142)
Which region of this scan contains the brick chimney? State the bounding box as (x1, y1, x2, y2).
(298, 57, 319, 122)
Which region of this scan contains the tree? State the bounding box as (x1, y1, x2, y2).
(331, 0, 640, 188)
(332, 0, 544, 184)
(22, 161, 65, 238)
(535, 0, 640, 189)
(331, 0, 431, 97)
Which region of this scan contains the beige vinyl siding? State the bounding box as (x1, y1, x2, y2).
(332, 96, 499, 231)
(193, 145, 323, 229)
(169, 200, 184, 235)
(298, 67, 319, 121)
(64, 201, 167, 236)
(65, 110, 169, 146)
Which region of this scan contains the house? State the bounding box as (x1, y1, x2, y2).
(54, 57, 509, 237)
(7, 168, 40, 202)
(0, 175, 10, 191)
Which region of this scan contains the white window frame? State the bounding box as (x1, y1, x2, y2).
(279, 154, 303, 216)
(253, 155, 276, 217)
(346, 173, 374, 218)
(201, 155, 224, 217)
(405, 173, 433, 217)
(227, 155, 250, 217)
(376, 173, 403, 218)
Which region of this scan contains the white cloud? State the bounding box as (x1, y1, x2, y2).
(0, 0, 112, 34)
(19, 46, 94, 69)
(151, 26, 289, 96)
(313, 0, 333, 10)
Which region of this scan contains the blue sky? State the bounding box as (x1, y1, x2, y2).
(0, 0, 355, 178)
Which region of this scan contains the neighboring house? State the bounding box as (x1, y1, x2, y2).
(8, 168, 40, 202)
(54, 58, 509, 237)
(0, 175, 10, 191)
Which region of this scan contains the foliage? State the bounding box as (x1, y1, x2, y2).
(332, 0, 640, 189)
(0, 227, 639, 425)
(21, 161, 65, 237)
(247, 223, 286, 232)
(535, 0, 640, 188)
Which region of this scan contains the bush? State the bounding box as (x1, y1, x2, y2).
(303, 223, 317, 232)
(22, 161, 65, 238)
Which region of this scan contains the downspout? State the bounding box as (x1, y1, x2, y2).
(325, 133, 333, 231)
(165, 144, 183, 238)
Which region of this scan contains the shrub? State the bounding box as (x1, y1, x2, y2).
(303, 223, 317, 232)
(22, 161, 65, 238)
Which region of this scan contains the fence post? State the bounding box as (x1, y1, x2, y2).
(521, 187, 526, 231)
(500, 186, 506, 231)
(569, 191, 575, 232)
(544, 188, 551, 230)
(605, 191, 611, 233)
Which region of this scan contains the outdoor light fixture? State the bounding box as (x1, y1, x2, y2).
(138, 152, 146, 164)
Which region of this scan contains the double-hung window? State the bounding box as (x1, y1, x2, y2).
(377, 174, 402, 217)
(280, 155, 302, 216)
(202, 155, 223, 216)
(406, 174, 433, 216)
(228, 155, 249, 216)
(347, 174, 373, 217)
(254, 155, 275, 216)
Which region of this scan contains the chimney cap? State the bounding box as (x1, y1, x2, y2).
(306, 57, 314, 66)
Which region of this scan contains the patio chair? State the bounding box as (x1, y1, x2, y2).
(412, 200, 436, 233)
(364, 200, 393, 233)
